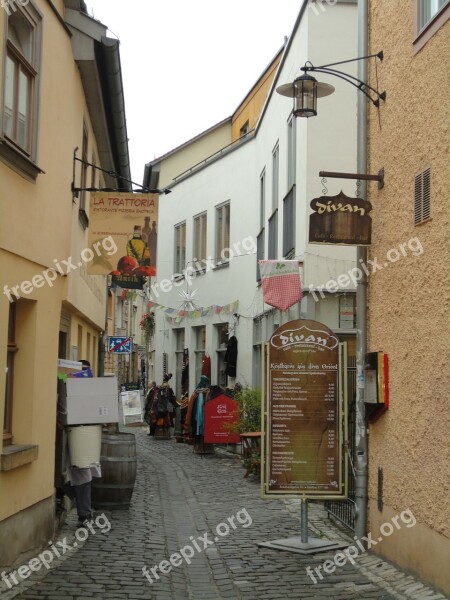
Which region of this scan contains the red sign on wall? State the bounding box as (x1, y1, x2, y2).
(204, 394, 240, 444)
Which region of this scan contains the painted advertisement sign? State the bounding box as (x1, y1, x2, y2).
(87, 192, 158, 288)
(204, 394, 240, 444)
(263, 319, 346, 498)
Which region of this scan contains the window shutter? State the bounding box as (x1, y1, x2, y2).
(414, 167, 431, 225)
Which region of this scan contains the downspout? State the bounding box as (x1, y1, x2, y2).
(354, 0, 369, 543)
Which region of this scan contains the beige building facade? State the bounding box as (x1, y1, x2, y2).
(367, 1, 450, 594)
(0, 0, 130, 567)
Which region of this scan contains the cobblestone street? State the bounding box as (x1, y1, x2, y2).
(2, 428, 448, 600)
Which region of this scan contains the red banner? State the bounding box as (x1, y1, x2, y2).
(204, 394, 240, 444)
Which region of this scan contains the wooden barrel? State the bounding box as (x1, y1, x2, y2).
(92, 432, 137, 510)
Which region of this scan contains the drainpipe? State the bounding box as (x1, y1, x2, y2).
(354, 0, 369, 543)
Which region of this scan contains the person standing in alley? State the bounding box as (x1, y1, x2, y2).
(144, 381, 157, 436)
(64, 360, 101, 525)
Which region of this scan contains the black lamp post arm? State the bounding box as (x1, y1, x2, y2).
(307, 67, 385, 106)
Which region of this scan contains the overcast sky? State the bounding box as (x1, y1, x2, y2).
(87, 1, 302, 184)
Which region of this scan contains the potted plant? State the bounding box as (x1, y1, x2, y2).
(226, 386, 262, 477)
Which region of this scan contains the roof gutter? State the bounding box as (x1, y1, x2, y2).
(98, 37, 132, 191)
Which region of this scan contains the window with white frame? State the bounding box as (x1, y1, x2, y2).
(174, 221, 186, 273)
(418, 0, 448, 29)
(268, 209, 278, 260)
(283, 186, 295, 258)
(287, 116, 296, 190)
(260, 169, 265, 231)
(256, 228, 264, 282)
(193, 325, 206, 384)
(193, 212, 207, 267)
(215, 202, 230, 265)
(174, 328, 185, 396)
(272, 143, 279, 211)
(252, 318, 262, 389)
(216, 323, 228, 387)
(3, 4, 41, 163)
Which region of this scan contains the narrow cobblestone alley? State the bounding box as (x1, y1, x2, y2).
(2, 429, 448, 600)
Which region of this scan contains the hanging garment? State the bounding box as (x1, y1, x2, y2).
(224, 336, 238, 378)
(202, 353, 211, 381)
(259, 260, 302, 311)
(194, 392, 205, 436)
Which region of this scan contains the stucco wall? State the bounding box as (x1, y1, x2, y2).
(367, 1, 450, 593)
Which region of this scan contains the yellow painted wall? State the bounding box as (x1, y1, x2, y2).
(157, 121, 231, 189)
(367, 1, 450, 593)
(231, 50, 283, 141)
(0, 0, 107, 529)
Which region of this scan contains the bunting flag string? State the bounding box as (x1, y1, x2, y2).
(147, 300, 239, 325)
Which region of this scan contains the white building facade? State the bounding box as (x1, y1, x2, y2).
(145, 1, 359, 396)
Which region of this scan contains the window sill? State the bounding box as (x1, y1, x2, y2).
(79, 208, 89, 229)
(413, 2, 450, 53)
(0, 138, 44, 182)
(213, 261, 229, 270)
(1, 444, 39, 471)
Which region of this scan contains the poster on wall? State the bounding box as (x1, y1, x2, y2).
(309, 191, 372, 245)
(87, 192, 158, 288)
(262, 319, 347, 499)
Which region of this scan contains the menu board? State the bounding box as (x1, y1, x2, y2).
(264, 319, 345, 498)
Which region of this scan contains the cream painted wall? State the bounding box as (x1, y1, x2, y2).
(367, 1, 450, 594)
(0, 253, 64, 519)
(0, 0, 110, 531)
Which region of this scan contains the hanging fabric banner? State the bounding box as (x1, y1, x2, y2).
(258, 261, 303, 311)
(160, 300, 239, 324)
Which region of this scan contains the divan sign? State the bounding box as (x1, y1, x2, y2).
(271, 325, 339, 351)
(309, 191, 372, 245)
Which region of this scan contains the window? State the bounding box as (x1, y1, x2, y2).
(216, 323, 229, 387)
(240, 121, 249, 138)
(414, 167, 431, 225)
(418, 0, 448, 29)
(1, 3, 41, 178)
(193, 212, 207, 267)
(215, 202, 230, 266)
(252, 319, 262, 389)
(174, 329, 185, 396)
(4, 302, 17, 440)
(79, 122, 89, 227)
(287, 116, 296, 190)
(283, 186, 296, 258)
(174, 221, 186, 273)
(268, 210, 278, 260)
(256, 228, 265, 282)
(91, 151, 97, 189)
(272, 144, 279, 211)
(260, 169, 266, 231)
(193, 326, 206, 384)
(414, 0, 449, 51)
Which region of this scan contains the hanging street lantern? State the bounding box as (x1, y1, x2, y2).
(277, 74, 334, 118)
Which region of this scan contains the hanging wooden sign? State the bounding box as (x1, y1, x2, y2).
(309, 191, 372, 245)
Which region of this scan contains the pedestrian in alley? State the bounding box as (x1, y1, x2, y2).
(144, 380, 157, 436)
(63, 360, 101, 525)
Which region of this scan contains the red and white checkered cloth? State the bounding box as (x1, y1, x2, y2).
(259, 260, 302, 311)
